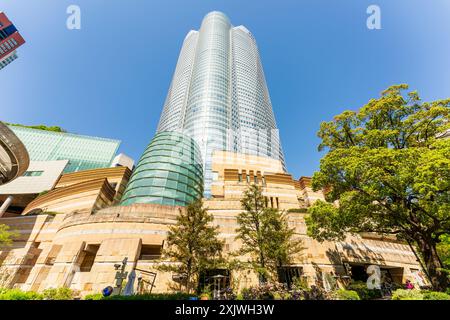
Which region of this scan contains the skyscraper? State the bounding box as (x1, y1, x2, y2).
(0, 12, 25, 70)
(157, 11, 285, 196)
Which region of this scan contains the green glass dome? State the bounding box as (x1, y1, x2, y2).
(120, 131, 203, 206)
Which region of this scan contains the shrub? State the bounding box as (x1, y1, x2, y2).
(241, 283, 288, 300)
(302, 285, 328, 300)
(0, 288, 43, 300)
(84, 293, 103, 300)
(422, 291, 450, 300)
(287, 208, 308, 213)
(86, 292, 196, 300)
(347, 281, 382, 300)
(222, 287, 237, 300)
(333, 289, 361, 300)
(391, 289, 424, 300)
(42, 287, 76, 300)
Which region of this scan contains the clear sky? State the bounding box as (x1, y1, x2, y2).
(1, 0, 450, 178)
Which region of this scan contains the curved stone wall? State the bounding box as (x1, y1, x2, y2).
(0, 121, 29, 185)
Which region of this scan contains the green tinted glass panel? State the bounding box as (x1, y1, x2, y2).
(120, 131, 203, 207)
(8, 125, 120, 173)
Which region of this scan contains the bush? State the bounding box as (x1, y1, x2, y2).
(84, 293, 103, 300)
(333, 289, 361, 300)
(391, 289, 424, 300)
(422, 291, 450, 300)
(241, 283, 288, 300)
(347, 281, 382, 300)
(42, 287, 76, 300)
(0, 288, 43, 300)
(240, 283, 327, 300)
(85, 292, 196, 300)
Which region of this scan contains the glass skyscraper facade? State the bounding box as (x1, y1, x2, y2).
(157, 11, 285, 197)
(120, 131, 203, 207)
(8, 125, 120, 173)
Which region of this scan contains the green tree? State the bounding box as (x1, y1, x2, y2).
(158, 200, 223, 294)
(236, 185, 304, 284)
(437, 234, 450, 271)
(0, 224, 17, 247)
(306, 84, 450, 291)
(5, 122, 66, 133)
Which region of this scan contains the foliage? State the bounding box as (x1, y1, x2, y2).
(222, 287, 237, 300)
(437, 234, 450, 270)
(306, 84, 450, 291)
(157, 200, 224, 294)
(37, 190, 49, 197)
(346, 281, 382, 300)
(391, 289, 424, 300)
(236, 185, 304, 283)
(27, 211, 60, 217)
(0, 224, 18, 247)
(6, 123, 66, 133)
(241, 283, 288, 300)
(199, 285, 212, 299)
(287, 208, 308, 213)
(84, 292, 196, 300)
(390, 289, 450, 300)
(240, 283, 328, 300)
(42, 287, 76, 300)
(333, 289, 361, 300)
(291, 276, 309, 291)
(84, 293, 103, 300)
(0, 288, 43, 300)
(422, 291, 450, 300)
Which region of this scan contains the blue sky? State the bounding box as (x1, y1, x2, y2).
(1, 0, 450, 178)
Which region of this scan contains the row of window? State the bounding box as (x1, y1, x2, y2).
(0, 37, 18, 55)
(0, 52, 17, 69)
(237, 174, 266, 185)
(0, 24, 17, 41)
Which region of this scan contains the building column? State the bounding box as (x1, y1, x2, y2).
(0, 195, 14, 217)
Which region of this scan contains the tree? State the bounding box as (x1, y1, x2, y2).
(306, 84, 450, 291)
(0, 224, 17, 247)
(158, 200, 223, 293)
(437, 234, 450, 271)
(236, 185, 304, 284)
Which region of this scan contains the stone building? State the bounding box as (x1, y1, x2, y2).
(0, 150, 427, 296)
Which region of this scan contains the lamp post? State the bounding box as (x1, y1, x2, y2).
(113, 257, 128, 295)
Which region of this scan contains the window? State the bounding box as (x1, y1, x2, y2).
(80, 244, 100, 272)
(238, 173, 242, 182)
(277, 266, 303, 289)
(45, 245, 62, 266)
(198, 269, 230, 295)
(139, 245, 162, 260)
(23, 171, 44, 177)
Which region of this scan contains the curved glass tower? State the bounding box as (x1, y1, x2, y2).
(157, 11, 285, 197)
(120, 131, 203, 207)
